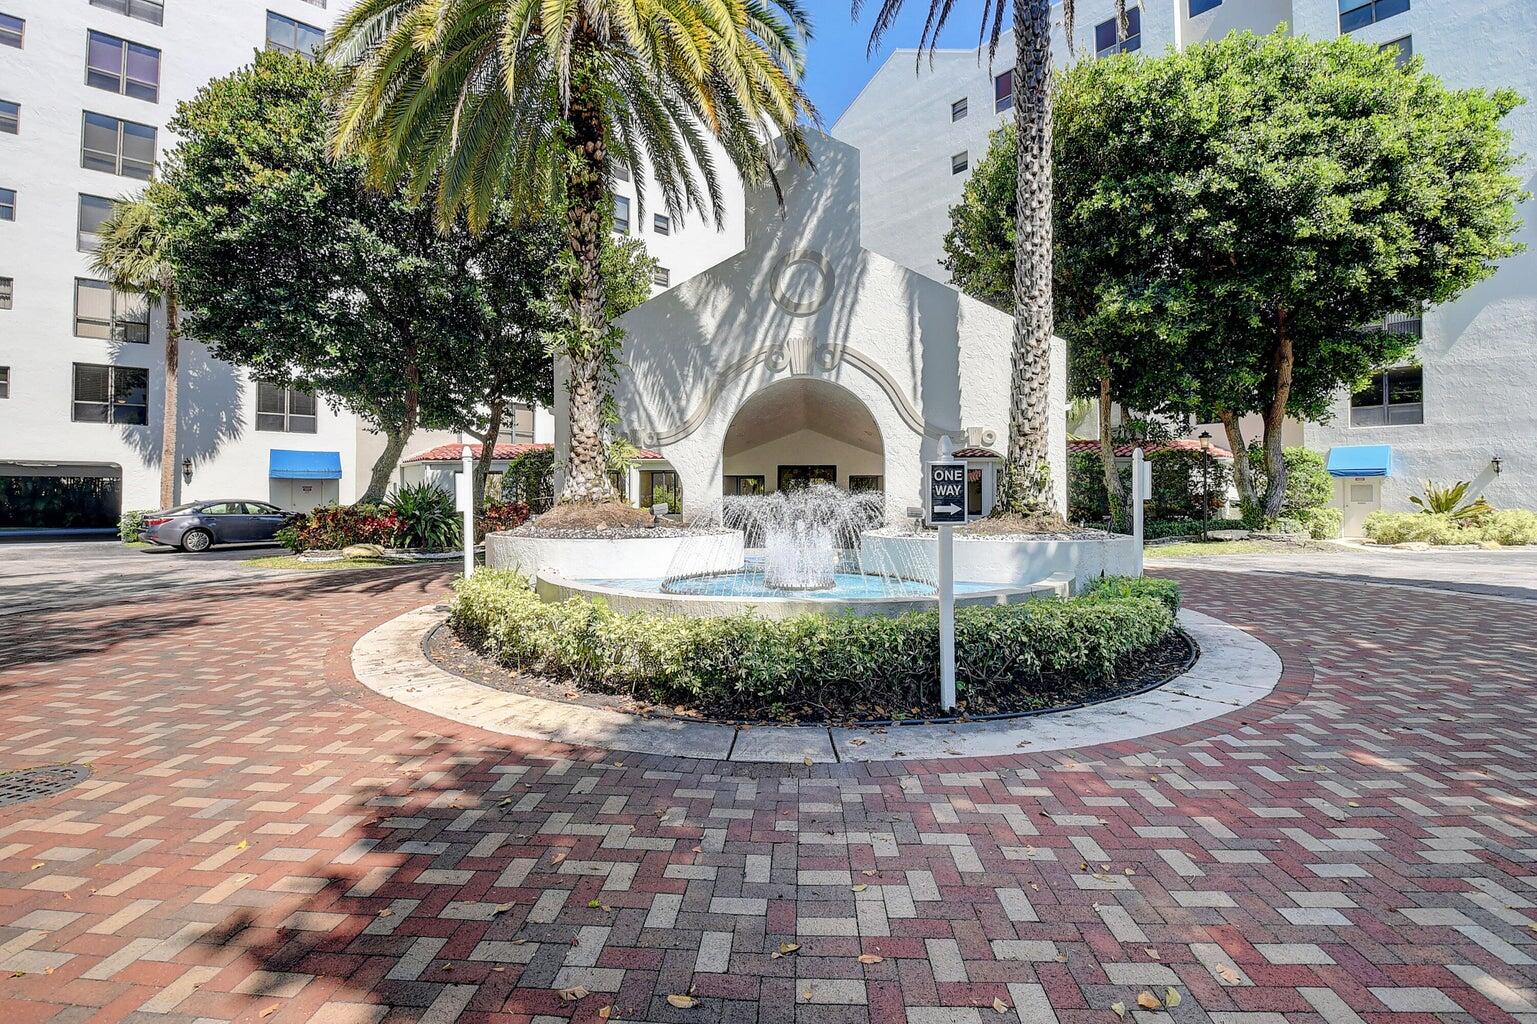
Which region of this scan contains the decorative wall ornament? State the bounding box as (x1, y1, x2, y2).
(769, 248, 835, 317)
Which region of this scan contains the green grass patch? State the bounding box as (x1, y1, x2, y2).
(120, 540, 153, 550)
(243, 554, 404, 571)
(1148, 539, 1315, 558)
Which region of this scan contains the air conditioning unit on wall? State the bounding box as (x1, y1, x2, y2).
(965, 426, 998, 449)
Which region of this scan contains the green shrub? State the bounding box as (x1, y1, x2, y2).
(119, 509, 152, 542)
(1359, 510, 1537, 546)
(1477, 509, 1537, 546)
(1144, 518, 1206, 540)
(385, 482, 461, 549)
(1271, 517, 1307, 535)
(450, 572, 1178, 720)
(1084, 575, 1181, 616)
(277, 503, 400, 552)
(1296, 506, 1343, 540)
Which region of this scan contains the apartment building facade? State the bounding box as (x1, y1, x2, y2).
(833, 0, 1537, 521)
(0, 0, 746, 528)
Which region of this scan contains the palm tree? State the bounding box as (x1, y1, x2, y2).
(326, 0, 816, 507)
(862, 0, 1127, 515)
(91, 186, 182, 510)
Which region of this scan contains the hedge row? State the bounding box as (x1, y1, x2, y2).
(1364, 509, 1537, 546)
(449, 572, 1180, 722)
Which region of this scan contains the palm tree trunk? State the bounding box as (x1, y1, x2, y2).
(158, 291, 180, 510)
(997, 0, 1057, 515)
(559, 56, 616, 505)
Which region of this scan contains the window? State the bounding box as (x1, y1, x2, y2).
(0, 187, 13, 221)
(89, 0, 165, 26)
(1350, 366, 1423, 426)
(653, 213, 671, 235)
(652, 266, 670, 288)
(266, 11, 325, 58)
(1381, 35, 1412, 66)
(0, 366, 8, 399)
(1362, 309, 1423, 337)
(951, 151, 968, 175)
(255, 382, 318, 433)
(0, 12, 23, 48)
(0, 276, 11, 308)
(73, 363, 148, 425)
(81, 112, 157, 179)
(994, 70, 1012, 113)
(74, 278, 149, 343)
(78, 195, 114, 252)
(498, 402, 537, 444)
(1340, 0, 1409, 32)
(87, 31, 161, 103)
(0, 99, 17, 134)
(613, 195, 630, 234)
(1188, 0, 1222, 15)
(612, 162, 630, 183)
(643, 470, 681, 508)
(849, 475, 883, 493)
(723, 475, 765, 496)
(951, 97, 968, 121)
(1095, 7, 1141, 58)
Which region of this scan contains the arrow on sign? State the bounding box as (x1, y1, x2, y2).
(932, 503, 963, 515)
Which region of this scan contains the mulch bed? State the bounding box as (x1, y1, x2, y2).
(426, 622, 1197, 728)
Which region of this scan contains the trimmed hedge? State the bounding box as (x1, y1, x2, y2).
(119, 509, 152, 542)
(1364, 509, 1537, 546)
(450, 572, 1180, 721)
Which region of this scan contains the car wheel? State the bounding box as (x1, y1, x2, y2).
(180, 529, 213, 553)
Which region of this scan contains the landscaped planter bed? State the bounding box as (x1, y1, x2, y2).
(446, 570, 1186, 724)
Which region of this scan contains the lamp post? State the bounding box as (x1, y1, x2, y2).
(1198, 430, 1212, 541)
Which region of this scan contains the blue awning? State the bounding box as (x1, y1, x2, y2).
(1326, 444, 1392, 478)
(269, 449, 342, 480)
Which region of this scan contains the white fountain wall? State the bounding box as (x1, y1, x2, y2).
(860, 532, 1143, 595)
(484, 531, 745, 581)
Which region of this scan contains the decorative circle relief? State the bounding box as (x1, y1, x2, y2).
(769, 248, 834, 317)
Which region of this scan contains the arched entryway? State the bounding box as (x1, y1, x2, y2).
(721, 378, 885, 496)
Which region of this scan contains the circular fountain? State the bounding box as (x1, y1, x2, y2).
(530, 485, 1046, 618)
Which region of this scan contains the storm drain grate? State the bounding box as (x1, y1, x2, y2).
(0, 764, 92, 807)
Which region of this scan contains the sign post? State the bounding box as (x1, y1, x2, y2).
(458, 444, 475, 580)
(1131, 447, 1148, 547)
(926, 438, 966, 711)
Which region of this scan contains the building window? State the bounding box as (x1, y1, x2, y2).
(0, 366, 8, 399)
(1350, 365, 1423, 426)
(951, 97, 968, 121)
(0, 187, 13, 221)
(266, 11, 325, 58)
(0, 276, 11, 309)
(612, 162, 630, 183)
(255, 382, 318, 433)
(644, 470, 681, 508)
(74, 278, 149, 344)
(652, 267, 670, 288)
(73, 363, 148, 425)
(653, 213, 671, 235)
(613, 195, 630, 234)
(1188, 0, 1222, 15)
(497, 402, 536, 444)
(1095, 7, 1141, 58)
(951, 151, 968, 175)
(0, 99, 17, 134)
(849, 475, 883, 493)
(89, 0, 165, 26)
(81, 112, 157, 179)
(87, 31, 161, 102)
(0, 12, 23, 48)
(78, 195, 115, 252)
(1340, 0, 1409, 33)
(1381, 35, 1412, 66)
(723, 475, 765, 496)
(994, 70, 1012, 113)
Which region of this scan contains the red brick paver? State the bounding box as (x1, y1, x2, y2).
(2, 567, 1535, 1023)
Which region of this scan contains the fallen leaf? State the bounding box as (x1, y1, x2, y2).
(1144, 947, 1161, 961)
(551, 851, 567, 864)
(259, 1007, 280, 1019)
(803, 757, 813, 766)
(1216, 963, 1242, 985)
(778, 942, 800, 955)
(849, 738, 867, 747)
(377, 909, 393, 918)
(559, 986, 590, 1002)
(666, 994, 698, 1009)
(801, 990, 812, 1000)
(992, 997, 1008, 1013)
(851, 884, 868, 892)
(858, 954, 883, 964)
(1136, 991, 1162, 1010)
(862, 869, 877, 877)
(1290, 765, 1332, 774)
(1110, 1000, 1126, 1018)
(588, 899, 602, 909)
(510, 937, 527, 945)
(234, 840, 248, 851)
(494, 902, 515, 915)
(598, 1007, 611, 1020)
(1164, 987, 1182, 1008)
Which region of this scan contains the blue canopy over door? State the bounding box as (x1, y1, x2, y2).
(269, 449, 342, 480)
(1326, 445, 1392, 478)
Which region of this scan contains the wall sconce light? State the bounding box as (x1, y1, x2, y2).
(1491, 454, 1502, 476)
(182, 457, 193, 484)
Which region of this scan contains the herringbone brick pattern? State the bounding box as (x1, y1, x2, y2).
(2, 567, 1536, 1023)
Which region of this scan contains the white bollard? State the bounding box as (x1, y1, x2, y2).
(460, 444, 475, 579)
(1132, 446, 1146, 547)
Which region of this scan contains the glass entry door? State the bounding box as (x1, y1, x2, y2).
(777, 465, 837, 491)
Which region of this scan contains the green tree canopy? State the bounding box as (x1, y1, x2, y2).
(947, 29, 1527, 517)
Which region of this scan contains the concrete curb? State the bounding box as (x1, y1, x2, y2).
(350, 605, 1281, 763)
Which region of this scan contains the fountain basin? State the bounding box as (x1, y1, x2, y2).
(485, 529, 743, 581)
(535, 572, 1065, 619)
(861, 530, 1143, 595)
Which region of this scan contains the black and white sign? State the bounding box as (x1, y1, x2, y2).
(927, 461, 967, 526)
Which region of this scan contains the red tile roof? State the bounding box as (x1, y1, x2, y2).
(1067, 437, 1234, 459)
(952, 447, 1002, 459)
(404, 441, 664, 463)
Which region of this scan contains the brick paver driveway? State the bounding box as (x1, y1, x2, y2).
(2, 563, 1536, 1023)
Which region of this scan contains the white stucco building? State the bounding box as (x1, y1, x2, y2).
(833, 0, 1537, 525)
(0, 0, 744, 528)
(570, 131, 1067, 521)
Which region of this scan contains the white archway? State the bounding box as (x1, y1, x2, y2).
(720, 377, 886, 497)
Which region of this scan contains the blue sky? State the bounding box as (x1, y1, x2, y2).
(800, 0, 992, 124)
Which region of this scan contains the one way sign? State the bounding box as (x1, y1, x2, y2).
(927, 460, 967, 526)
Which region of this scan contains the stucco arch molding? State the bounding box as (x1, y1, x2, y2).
(643, 342, 960, 448)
